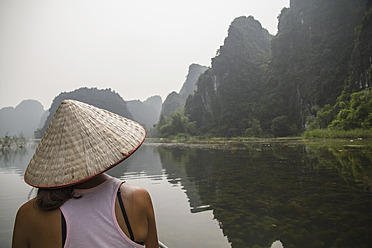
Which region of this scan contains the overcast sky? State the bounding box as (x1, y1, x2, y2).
(0, 0, 289, 109)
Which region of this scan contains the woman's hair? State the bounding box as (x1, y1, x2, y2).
(36, 187, 79, 210)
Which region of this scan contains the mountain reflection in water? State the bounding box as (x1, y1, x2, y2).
(143, 141, 372, 248)
(1, 140, 371, 248)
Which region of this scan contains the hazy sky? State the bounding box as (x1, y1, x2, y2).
(0, 0, 289, 109)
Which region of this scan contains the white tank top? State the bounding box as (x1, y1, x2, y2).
(60, 177, 144, 248)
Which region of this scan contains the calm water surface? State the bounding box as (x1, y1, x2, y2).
(1, 140, 371, 248)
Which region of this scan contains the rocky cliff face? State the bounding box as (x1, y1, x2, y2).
(161, 64, 208, 117)
(0, 100, 46, 137)
(266, 0, 369, 131)
(179, 64, 209, 99)
(185, 16, 272, 135)
(348, 5, 372, 92)
(161, 91, 183, 117)
(184, 1, 370, 136)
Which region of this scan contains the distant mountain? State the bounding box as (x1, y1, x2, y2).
(0, 100, 46, 137)
(127, 95, 162, 129)
(162, 64, 208, 117)
(143, 95, 162, 116)
(38, 87, 132, 138)
(38, 110, 49, 130)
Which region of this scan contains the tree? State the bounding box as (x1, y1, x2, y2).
(329, 89, 372, 130)
(271, 116, 293, 137)
(156, 110, 196, 138)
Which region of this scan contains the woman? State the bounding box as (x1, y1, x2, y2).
(12, 100, 159, 248)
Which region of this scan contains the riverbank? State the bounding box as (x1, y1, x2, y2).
(303, 128, 372, 139)
(148, 128, 372, 143)
(145, 137, 303, 150)
(0, 135, 28, 149)
(145, 132, 372, 150)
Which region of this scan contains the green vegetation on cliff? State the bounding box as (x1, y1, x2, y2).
(158, 1, 372, 140)
(261, 0, 369, 135)
(306, 4, 372, 136)
(156, 1, 371, 139)
(185, 16, 272, 137)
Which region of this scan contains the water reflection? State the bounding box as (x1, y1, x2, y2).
(110, 144, 230, 248)
(1, 141, 371, 248)
(154, 142, 372, 248)
(107, 144, 164, 181)
(0, 144, 37, 174)
(0, 146, 36, 248)
(307, 144, 372, 194)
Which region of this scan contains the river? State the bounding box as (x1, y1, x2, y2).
(1, 139, 371, 248)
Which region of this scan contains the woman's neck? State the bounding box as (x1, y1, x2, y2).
(74, 173, 110, 189)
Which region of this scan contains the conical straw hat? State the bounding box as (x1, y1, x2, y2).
(25, 99, 146, 188)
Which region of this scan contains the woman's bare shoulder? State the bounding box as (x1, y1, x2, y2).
(13, 199, 62, 247)
(13, 199, 39, 247)
(15, 199, 37, 220)
(120, 183, 152, 205)
(15, 198, 58, 226)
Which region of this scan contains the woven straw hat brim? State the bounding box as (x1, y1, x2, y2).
(24, 100, 146, 188)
